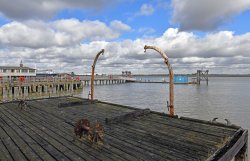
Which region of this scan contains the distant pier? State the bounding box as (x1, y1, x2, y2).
(80, 75, 129, 86)
(0, 77, 82, 101)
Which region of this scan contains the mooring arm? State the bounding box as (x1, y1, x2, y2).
(144, 45, 174, 115)
(92, 49, 105, 70)
(90, 49, 104, 102)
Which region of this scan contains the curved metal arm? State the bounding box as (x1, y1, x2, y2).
(144, 45, 174, 115)
(91, 49, 104, 102)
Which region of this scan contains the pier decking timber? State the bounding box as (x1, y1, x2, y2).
(0, 97, 247, 161)
(0, 79, 82, 100)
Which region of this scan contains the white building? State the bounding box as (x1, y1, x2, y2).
(0, 62, 36, 78)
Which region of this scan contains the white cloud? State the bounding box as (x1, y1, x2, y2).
(172, 0, 250, 31)
(138, 27, 156, 34)
(0, 0, 118, 20)
(0, 19, 131, 48)
(128, 3, 155, 21)
(53, 19, 121, 41)
(1, 26, 250, 74)
(110, 20, 131, 32)
(137, 4, 155, 16)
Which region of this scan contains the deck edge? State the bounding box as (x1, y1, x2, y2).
(206, 129, 248, 161)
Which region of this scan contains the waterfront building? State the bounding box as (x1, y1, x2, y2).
(0, 61, 36, 79)
(122, 71, 132, 77)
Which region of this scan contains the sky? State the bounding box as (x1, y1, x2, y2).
(0, 0, 250, 74)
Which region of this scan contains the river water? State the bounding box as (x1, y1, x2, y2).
(78, 76, 250, 153)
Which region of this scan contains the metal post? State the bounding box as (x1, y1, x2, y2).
(144, 45, 175, 116)
(90, 49, 104, 102)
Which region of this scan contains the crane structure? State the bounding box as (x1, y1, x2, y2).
(144, 45, 175, 116)
(90, 49, 104, 102)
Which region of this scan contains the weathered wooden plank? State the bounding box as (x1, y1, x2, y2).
(19, 115, 113, 161)
(0, 97, 245, 161)
(40, 97, 236, 139)
(0, 117, 43, 161)
(108, 123, 208, 160)
(105, 109, 150, 124)
(16, 104, 138, 161)
(142, 114, 236, 137)
(104, 134, 161, 161)
(14, 100, 159, 160)
(3, 102, 130, 161)
(126, 116, 224, 146)
(15, 102, 154, 160)
(106, 129, 172, 160)
(1, 108, 66, 161)
(58, 100, 91, 108)
(31, 98, 234, 152)
(0, 106, 56, 161)
(1, 107, 77, 161)
(35, 97, 133, 115)
(0, 125, 28, 161)
(180, 116, 240, 129)
(125, 117, 234, 157)
(2, 108, 96, 161)
(32, 100, 217, 159)
(106, 128, 189, 161)
(207, 130, 248, 161)
(28, 100, 112, 122)
(25, 101, 195, 160)
(34, 99, 133, 120)
(128, 117, 223, 145)
(162, 114, 236, 133)
(0, 139, 14, 161)
(23, 99, 223, 160)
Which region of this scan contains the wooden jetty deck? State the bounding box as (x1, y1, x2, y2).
(0, 97, 247, 161)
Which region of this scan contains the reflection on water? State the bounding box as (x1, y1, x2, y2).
(77, 77, 250, 153)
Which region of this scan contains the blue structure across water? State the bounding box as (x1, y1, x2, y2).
(174, 75, 188, 83)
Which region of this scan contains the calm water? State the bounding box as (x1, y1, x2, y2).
(78, 76, 250, 152)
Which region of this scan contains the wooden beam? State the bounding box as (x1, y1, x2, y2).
(207, 129, 248, 161)
(58, 101, 88, 108)
(105, 109, 150, 124)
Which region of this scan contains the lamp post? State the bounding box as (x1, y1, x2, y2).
(90, 49, 104, 102)
(144, 45, 174, 116)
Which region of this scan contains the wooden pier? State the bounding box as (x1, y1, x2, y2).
(0, 97, 247, 161)
(80, 75, 127, 86)
(0, 78, 82, 101)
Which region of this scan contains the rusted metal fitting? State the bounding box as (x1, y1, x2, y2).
(74, 118, 90, 139)
(88, 122, 104, 143)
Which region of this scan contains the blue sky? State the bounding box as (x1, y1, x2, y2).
(53, 0, 173, 40)
(0, 0, 250, 74)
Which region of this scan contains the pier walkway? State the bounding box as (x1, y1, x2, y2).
(0, 97, 247, 161)
(79, 75, 131, 86)
(0, 78, 82, 101)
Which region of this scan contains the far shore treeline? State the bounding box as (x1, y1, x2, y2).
(78, 74, 250, 77)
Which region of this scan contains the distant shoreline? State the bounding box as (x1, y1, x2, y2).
(132, 74, 250, 77)
(79, 74, 250, 77)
